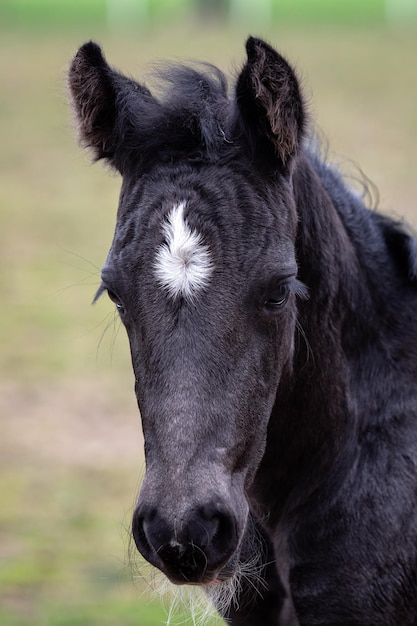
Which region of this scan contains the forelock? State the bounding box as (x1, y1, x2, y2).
(115, 63, 233, 172)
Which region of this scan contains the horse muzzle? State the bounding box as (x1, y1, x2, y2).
(132, 500, 241, 585)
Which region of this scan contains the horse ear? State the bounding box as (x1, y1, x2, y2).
(68, 42, 118, 163)
(233, 37, 306, 172)
(68, 42, 154, 171)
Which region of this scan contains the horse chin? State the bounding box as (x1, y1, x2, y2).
(201, 557, 243, 618)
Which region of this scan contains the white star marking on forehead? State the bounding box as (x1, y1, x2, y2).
(154, 201, 213, 300)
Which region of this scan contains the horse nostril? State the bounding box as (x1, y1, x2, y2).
(198, 503, 237, 558)
(131, 506, 157, 562)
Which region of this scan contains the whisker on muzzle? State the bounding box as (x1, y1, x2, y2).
(127, 520, 267, 626)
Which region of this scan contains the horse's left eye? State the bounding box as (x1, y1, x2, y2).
(107, 290, 125, 314)
(264, 283, 290, 309)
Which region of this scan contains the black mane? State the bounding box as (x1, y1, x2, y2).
(308, 151, 417, 288)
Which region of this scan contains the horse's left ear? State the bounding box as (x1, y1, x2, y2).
(233, 37, 306, 172)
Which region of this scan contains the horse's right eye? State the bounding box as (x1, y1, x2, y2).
(107, 290, 125, 314)
(264, 283, 290, 309)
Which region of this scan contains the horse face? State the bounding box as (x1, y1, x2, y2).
(104, 168, 300, 583)
(69, 37, 305, 585)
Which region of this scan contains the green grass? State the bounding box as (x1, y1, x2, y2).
(0, 0, 395, 26)
(1, 18, 416, 626)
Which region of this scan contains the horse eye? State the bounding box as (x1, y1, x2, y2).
(264, 284, 290, 309)
(107, 290, 125, 313)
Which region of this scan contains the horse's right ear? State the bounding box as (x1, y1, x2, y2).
(68, 42, 118, 164)
(68, 42, 154, 171)
(232, 37, 306, 173)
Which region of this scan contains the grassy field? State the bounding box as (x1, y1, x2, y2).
(1, 14, 417, 626)
(0, 0, 399, 26)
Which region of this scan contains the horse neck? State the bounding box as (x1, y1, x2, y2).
(251, 152, 377, 521)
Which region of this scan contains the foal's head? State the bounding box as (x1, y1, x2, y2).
(69, 37, 306, 586)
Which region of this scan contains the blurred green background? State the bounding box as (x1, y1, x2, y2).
(1, 1, 416, 625)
